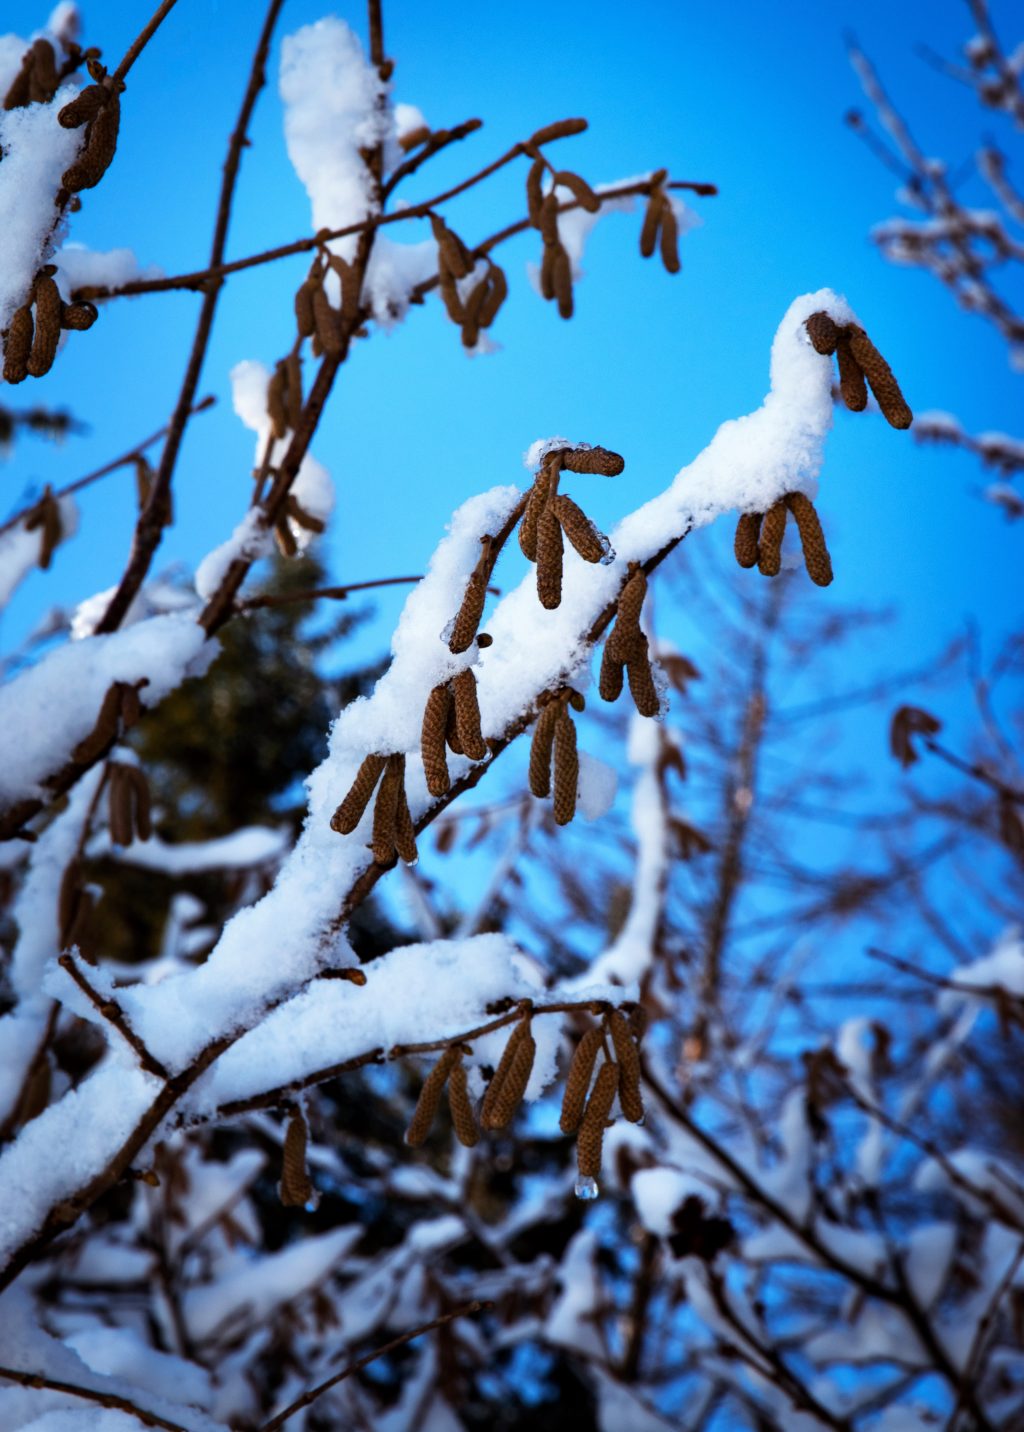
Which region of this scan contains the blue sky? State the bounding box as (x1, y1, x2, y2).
(2, 0, 1020, 754)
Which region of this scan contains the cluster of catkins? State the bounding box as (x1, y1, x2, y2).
(639, 169, 681, 274)
(524, 121, 601, 321)
(519, 444, 621, 608)
(2, 35, 90, 110)
(58, 62, 122, 194)
(402, 1001, 645, 1179)
(731, 311, 912, 587)
(432, 214, 507, 348)
(2, 268, 96, 384)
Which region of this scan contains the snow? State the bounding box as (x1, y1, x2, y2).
(101, 826, 289, 875)
(0, 614, 214, 808)
(0, 497, 77, 608)
(183, 1224, 360, 1341)
(903, 1223, 956, 1310)
(194, 509, 272, 600)
(0, 84, 82, 337)
(632, 1166, 709, 1236)
(52, 244, 158, 301)
(545, 1227, 604, 1356)
(575, 750, 618, 821)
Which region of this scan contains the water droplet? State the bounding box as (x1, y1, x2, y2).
(574, 1175, 599, 1201)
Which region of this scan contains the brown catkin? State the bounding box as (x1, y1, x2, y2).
(27, 275, 61, 378)
(438, 265, 464, 323)
(267, 364, 288, 439)
(626, 635, 660, 718)
(331, 753, 387, 834)
(39, 494, 62, 569)
(553, 494, 605, 562)
(846, 326, 913, 429)
(294, 277, 317, 338)
(448, 1059, 479, 1147)
(529, 117, 588, 146)
(598, 639, 625, 703)
(577, 1060, 619, 1179)
(480, 1018, 530, 1129)
(60, 302, 98, 331)
(785, 492, 833, 587)
(483, 1023, 536, 1130)
(312, 285, 342, 356)
(478, 263, 508, 327)
(562, 446, 625, 476)
(280, 1111, 314, 1206)
(372, 755, 404, 864)
(606, 1010, 643, 1123)
(757, 499, 787, 577)
(734, 511, 762, 569)
(640, 188, 664, 258)
(108, 766, 133, 847)
(449, 545, 490, 652)
(539, 245, 555, 302)
(660, 201, 680, 274)
(526, 157, 545, 226)
(607, 570, 646, 661)
(63, 89, 120, 191)
(405, 1046, 460, 1146)
(552, 245, 573, 319)
(553, 170, 601, 213)
(28, 40, 57, 103)
(58, 861, 82, 945)
(538, 192, 561, 247)
(3, 305, 33, 384)
(127, 765, 152, 841)
(421, 683, 451, 796)
(805, 311, 839, 355)
(394, 775, 418, 865)
(71, 684, 122, 763)
(452, 668, 487, 761)
(460, 277, 488, 348)
(835, 336, 867, 412)
(552, 708, 578, 825)
(58, 83, 107, 129)
(445, 694, 464, 755)
(285, 354, 303, 431)
(536, 499, 564, 609)
(528, 701, 561, 798)
(559, 1026, 603, 1133)
(518, 480, 544, 562)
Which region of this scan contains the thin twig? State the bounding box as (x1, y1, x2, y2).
(96, 0, 287, 635)
(261, 1301, 490, 1430)
(57, 952, 168, 1079)
(0, 1364, 188, 1432)
(111, 0, 181, 84)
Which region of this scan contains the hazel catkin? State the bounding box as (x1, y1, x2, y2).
(576, 1060, 619, 1179)
(331, 754, 387, 834)
(756, 499, 787, 577)
(559, 1026, 603, 1134)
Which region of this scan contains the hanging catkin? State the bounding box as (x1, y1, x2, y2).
(785, 492, 833, 587)
(626, 634, 660, 718)
(606, 1010, 644, 1123)
(598, 640, 625, 703)
(449, 541, 491, 652)
(3, 305, 33, 384)
(451, 669, 487, 761)
(805, 311, 839, 355)
(421, 684, 451, 796)
(482, 1019, 536, 1130)
(448, 1059, 479, 1147)
(285, 354, 303, 431)
(846, 326, 913, 429)
(58, 84, 107, 129)
(553, 494, 606, 562)
(733, 511, 762, 569)
(394, 775, 418, 865)
(536, 498, 564, 609)
(757, 499, 787, 577)
(528, 701, 561, 798)
(559, 1026, 603, 1134)
(108, 765, 133, 847)
(28, 273, 61, 378)
(576, 1060, 619, 1179)
(279, 1110, 314, 1207)
(660, 201, 681, 274)
(371, 755, 404, 864)
(835, 336, 867, 412)
(640, 188, 664, 258)
(518, 480, 544, 562)
(552, 707, 578, 826)
(405, 1046, 461, 1146)
(331, 754, 387, 834)
(267, 364, 288, 440)
(62, 88, 120, 191)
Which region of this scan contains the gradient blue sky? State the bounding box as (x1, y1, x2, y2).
(2, 0, 1020, 736)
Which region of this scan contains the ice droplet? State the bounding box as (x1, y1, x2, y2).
(574, 1175, 599, 1201)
